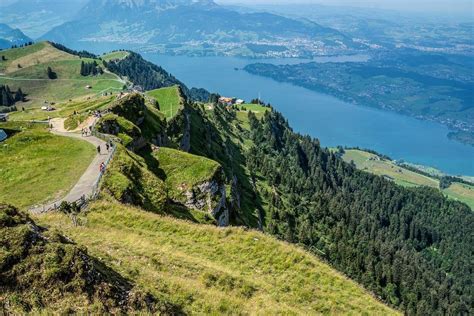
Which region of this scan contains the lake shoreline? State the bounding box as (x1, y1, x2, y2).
(138, 53, 474, 176)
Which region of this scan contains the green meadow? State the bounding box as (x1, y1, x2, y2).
(0, 122, 95, 209)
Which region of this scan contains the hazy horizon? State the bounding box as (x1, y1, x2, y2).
(216, 0, 474, 16)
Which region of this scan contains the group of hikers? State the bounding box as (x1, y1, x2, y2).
(96, 140, 113, 155)
(81, 126, 92, 137)
(99, 162, 106, 174)
(97, 140, 114, 174)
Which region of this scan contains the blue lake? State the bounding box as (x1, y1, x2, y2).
(71, 38, 474, 176)
(144, 54, 474, 176)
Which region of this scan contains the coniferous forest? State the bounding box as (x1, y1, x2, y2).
(80, 61, 104, 76)
(0, 85, 24, 111)
(104, 52, 210, 101)
(244, 110, 473, 315)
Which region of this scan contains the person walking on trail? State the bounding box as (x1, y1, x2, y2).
(106, 143, 110, 151)
(99, 162, 105, 173)
(97, 145, 101, 155)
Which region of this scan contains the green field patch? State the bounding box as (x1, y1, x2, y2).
(444, 182, 474, 210)
(236, 103, 269, 119)
(146, 86, 183, 119)
(101, 51, 130, 62)
(9, 96, 116, 121)
(0, 123, 95, 208)
(343, 149, 474, 210)
(0, 42, 49, 73)
(343, 150, 439, 188)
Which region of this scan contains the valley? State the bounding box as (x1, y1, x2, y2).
(144, 53, 474, 176)
(0, 0, 473, 311)
(244, 54, 474, 145)
(0, 42, 401, 314)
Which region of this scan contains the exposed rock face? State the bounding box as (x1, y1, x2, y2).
(179, 111, 191, 152)
(151, 132, 170, 147)
(230, 175, 241, 210)
(183, 172, 229, 226)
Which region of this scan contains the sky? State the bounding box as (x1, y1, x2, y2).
(215, 0, 474, 15)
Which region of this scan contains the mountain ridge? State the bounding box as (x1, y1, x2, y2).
(40, 0, 358, 57)
(0, 24, 32, 49)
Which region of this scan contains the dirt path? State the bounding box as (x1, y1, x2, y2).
(29, 118, 114, 214)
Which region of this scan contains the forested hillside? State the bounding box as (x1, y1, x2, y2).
(245, 111, 473, 314)
(110, 89, 472, 314)
(105, 52, 210, 101)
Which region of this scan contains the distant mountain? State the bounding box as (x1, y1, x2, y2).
(0, 0, 88, 38)
(0, 24, 32, 49)
(41, 0, 359, 57)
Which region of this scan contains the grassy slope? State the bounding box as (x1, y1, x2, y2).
(0, 122, 95, 209)
(10, 96, 115, 121)
(0, 204, 179, 314)
(36, 200, 398, 315)
(0, 42, 123, 110)
(343, 149, 474, 209)
(343, 150, 438, 188)
(444, 183, 474, 210)
(146, 86, 182, 119)
(155, 147, 220, 194)
(101, 51, 130, 62)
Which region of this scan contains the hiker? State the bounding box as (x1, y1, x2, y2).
(99, 162, 105, 173)
(97, 145, 101, 154)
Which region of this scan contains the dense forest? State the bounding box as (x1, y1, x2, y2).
(50, 42, 97, 59)
(80, 61, 103, 76)
(0, 85, 24, 111)
(243, 110, 473, 314)
(105, 52, 210, 102)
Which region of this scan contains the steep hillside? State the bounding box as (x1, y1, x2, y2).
(103, 90, 473, 314)
(0, 204, 179, 314)
(146, 85, 184, 119)
(34, 200, 397, 315)
(105, 52, 210, 101)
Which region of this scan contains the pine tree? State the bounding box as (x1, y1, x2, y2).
(47, 67, 57, 79)
(15, 88, 24, 102)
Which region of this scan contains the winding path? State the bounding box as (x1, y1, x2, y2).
(29, 118, 113, 214)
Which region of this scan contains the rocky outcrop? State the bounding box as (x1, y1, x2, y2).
(179, 111, 191, 152)
(150, 132, 170, 147)
(230, 175, 241, 210)
(183, 171, 229, 227)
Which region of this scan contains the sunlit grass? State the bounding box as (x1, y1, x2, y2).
(36, 200, 399, 315)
